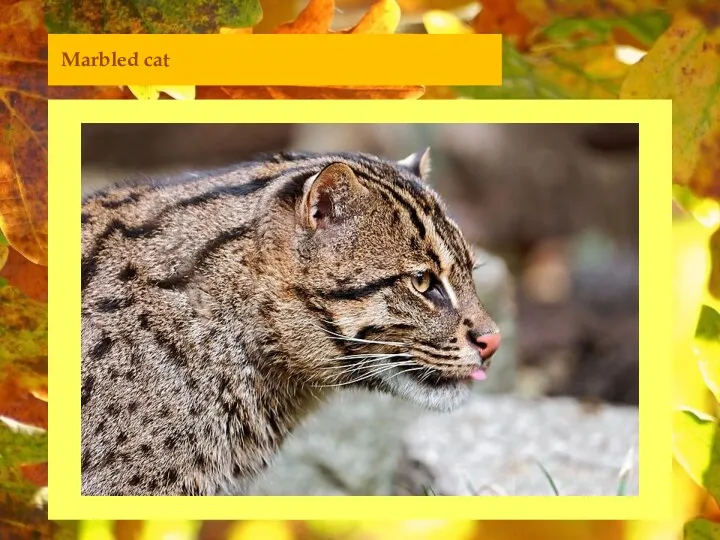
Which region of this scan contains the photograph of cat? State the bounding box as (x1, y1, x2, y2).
(80, 124, 639, 497)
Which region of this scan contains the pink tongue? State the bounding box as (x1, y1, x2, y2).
(470, 369, 487, 381)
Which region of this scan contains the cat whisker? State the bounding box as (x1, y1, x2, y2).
(319, 357, 415, 371)
(313, 361, 407, 388)
(385, 365, 426, 381)
(310, 322, 407, 348)
(325, 360, 418, 377)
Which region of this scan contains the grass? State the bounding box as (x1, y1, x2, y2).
(421, 444, 636, 496)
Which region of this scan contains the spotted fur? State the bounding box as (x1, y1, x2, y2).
(81, 150, 499, 495)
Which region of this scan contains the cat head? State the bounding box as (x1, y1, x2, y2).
(283, 149, 500, 412)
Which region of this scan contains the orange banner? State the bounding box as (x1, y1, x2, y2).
(48, 34, 502, 86)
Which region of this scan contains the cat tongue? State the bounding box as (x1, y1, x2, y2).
(470, 369, 487, 381)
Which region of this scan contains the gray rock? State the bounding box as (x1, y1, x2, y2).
(472, 246, 516, 394)
(246, 391, 426, 495)
(393, 395, 638, 496)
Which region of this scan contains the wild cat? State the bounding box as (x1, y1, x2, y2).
(80, 149, 501, 495)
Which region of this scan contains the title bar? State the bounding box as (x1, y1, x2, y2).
(48, 34, 502, 86)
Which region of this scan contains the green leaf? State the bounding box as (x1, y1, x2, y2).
(620, 12, 720, 195)
(0, 286, 47, 385)
(0, 421, 48, 536)
(541, 11, 670, 49)
(456, 37, 626, 99)
(456, 39, 568, 99)
(45, 0, 263, 34)
(696, 305, 720, 403)
(673, 407, 720, 502)
(685, 518, 720, 540)
(0, 230, 7, 246)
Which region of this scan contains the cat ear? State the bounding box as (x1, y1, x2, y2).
(299, 162, 366, 230)
(397, 147, 432, 180)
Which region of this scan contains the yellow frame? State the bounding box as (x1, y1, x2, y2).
(48, 99, 671, 521)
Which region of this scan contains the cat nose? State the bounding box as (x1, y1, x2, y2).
(468, 330, 501, 360)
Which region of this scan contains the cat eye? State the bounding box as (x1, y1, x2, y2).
(411, 270, 433, 293)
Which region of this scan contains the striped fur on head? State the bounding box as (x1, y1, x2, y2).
(80, 149, 499, 495)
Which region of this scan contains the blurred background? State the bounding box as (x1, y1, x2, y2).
(82, 123, 639, 497)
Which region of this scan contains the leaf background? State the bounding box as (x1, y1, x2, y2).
(1, 0, 719, 538)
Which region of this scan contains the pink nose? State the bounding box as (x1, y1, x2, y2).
(469, 331, 501, 360)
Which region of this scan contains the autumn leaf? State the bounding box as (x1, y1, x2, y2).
(335, 0, 401, 34)
(425, 9, 628, 99)
(694, 304, 720, 403)
(0, 0, 50, 266)
(272, 0, 336, 33)
(472, 0, 535, 50)
(674, 407, 720, 502)
(44, 0, 263, 33)
(685, 517, 720, 540)
(540, 11, 670, 50)
(127, 85, 197, 100)
(514, 0, 712, 29)
(0, 246, 47, 302)
(0, 284, 48, 425)
(339, 0, 471, 14)
(0, 0, 125, 267)
(0, 419, 48, 533)
(0, 230, 7, 274)
(0, 282, 50, 536)
(622, 11, 720, 198)
(219, 85, 425, 99)
(215, 0, 423, 100)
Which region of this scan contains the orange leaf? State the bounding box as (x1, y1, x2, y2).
(217, 86, 277, 98)
(219, 27, 253, 34)
(219, 85, 424, 99)
(19, 462, 47, 488)
(0, 0, 50, 266)
(273, 0, 335, 34)
(0, 247, 47, 303)
(214, 0, 421, 99)
(0, 1, 126, 266)
(473, 0, 535, 50)
(337, 0, 401, 34)
(0, 366, 47, 431)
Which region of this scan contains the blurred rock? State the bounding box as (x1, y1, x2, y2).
(246, 391, 421, 495)
(472, 246, 516, 393)
(393, 395, 638, 496)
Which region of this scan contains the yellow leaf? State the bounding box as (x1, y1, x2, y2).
(673, 217, 713, 411)
(214, 0, 421, 99)
(273, 0, 335, 33)
(220, 26, 253, 34)
(673, 408, 720, 500)
(423, 10, 474, 34)
(339, 0, 401, 33)
(690, 125, 720, 201)
(394, 0, 474, 12)
(141, 521, 201, 540)
(348, 521, 476, 540)
(128, 85, 196, 100)
(229, 521, 294, 540)
(128, 85, 161, 100)
(161, 86, 196, 100)
(621, 11, 720, 194)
